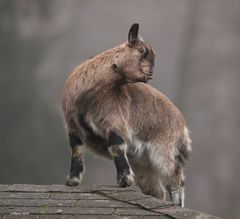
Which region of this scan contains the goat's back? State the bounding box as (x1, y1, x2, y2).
(126, 83, 185, 141)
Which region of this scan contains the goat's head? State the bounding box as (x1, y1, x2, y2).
(113, 23, 155, 83)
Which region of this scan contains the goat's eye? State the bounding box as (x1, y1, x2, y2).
(138, 47, 145, 54)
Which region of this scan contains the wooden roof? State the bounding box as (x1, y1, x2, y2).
(0, 184, 221, 218)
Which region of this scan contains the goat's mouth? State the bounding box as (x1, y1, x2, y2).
(142, 69, 153, 82)
(144, 74, 153, 82)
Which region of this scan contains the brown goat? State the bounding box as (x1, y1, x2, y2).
(61, 23, 191, 207)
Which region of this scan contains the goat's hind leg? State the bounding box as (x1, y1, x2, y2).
(65, 132, 85, 186)
(130, 161, 166, 200)
(107, 132, 134, 187)
(168, 137, 190, 207)
(167, 167, 185, 207)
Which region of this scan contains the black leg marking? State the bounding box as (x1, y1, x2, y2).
(114, 150, 130, 173)
(78, 114, 107, 147)
(70, 156, 84, 177)
(107, 132, 134, 187)
(108, 132, 124, 147)
(66, 133, 85, 186)
(69, 133, 82, 147)
(114, 153, 132, 187)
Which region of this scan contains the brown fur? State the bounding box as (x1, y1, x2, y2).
(61, 24, 191, 206)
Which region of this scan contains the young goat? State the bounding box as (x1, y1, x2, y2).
(61, 23, 191, 207)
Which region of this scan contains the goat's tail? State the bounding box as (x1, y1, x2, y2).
(176, 127, 192, 167)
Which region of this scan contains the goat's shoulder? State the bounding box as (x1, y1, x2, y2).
(126, 83, 174, 107)
(126, 82, 184, 123)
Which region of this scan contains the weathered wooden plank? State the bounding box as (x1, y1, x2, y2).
(0, 206, 166, 216)
(0, 199, 76, 207)
(0, 184, 99, 193)
(50, 192, 109, 200)
(0, 192, 110, 201)
(0, 192, 49, 199)
(0, 185, 11, 192)
(0, 206, 115, 215)
(0, 184, 137, 194)
(0, 184, 134, 194)
(0, 193, 13, 199)
(0, 215, 170, 219)
(75, 199, 135, 208)
(154, 206, 221, 219)
(114, 207, 160, 216)
(93, 185, 135, 192)
(130, 196, 174, 209)
(98, 190, 149, 201)
(0, 198, 135, 208)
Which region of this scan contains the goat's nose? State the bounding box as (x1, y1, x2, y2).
(149, 69, 153, 75)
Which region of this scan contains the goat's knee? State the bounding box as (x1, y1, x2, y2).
(107, 132, 134, 187)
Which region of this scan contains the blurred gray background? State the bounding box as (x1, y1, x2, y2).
(0, 0, 239, 218)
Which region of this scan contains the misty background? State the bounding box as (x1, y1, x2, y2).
(0, 0, 239, 218)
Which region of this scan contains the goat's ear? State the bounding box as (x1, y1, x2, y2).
(112, 63, 119, 72)
(128, 23, 139, 47)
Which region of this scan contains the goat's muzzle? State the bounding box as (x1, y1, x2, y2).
(143, 68, 153, 82)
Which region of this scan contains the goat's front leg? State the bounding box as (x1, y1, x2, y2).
(107, 132, 134, 187)
(65, 132, 85, 186)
